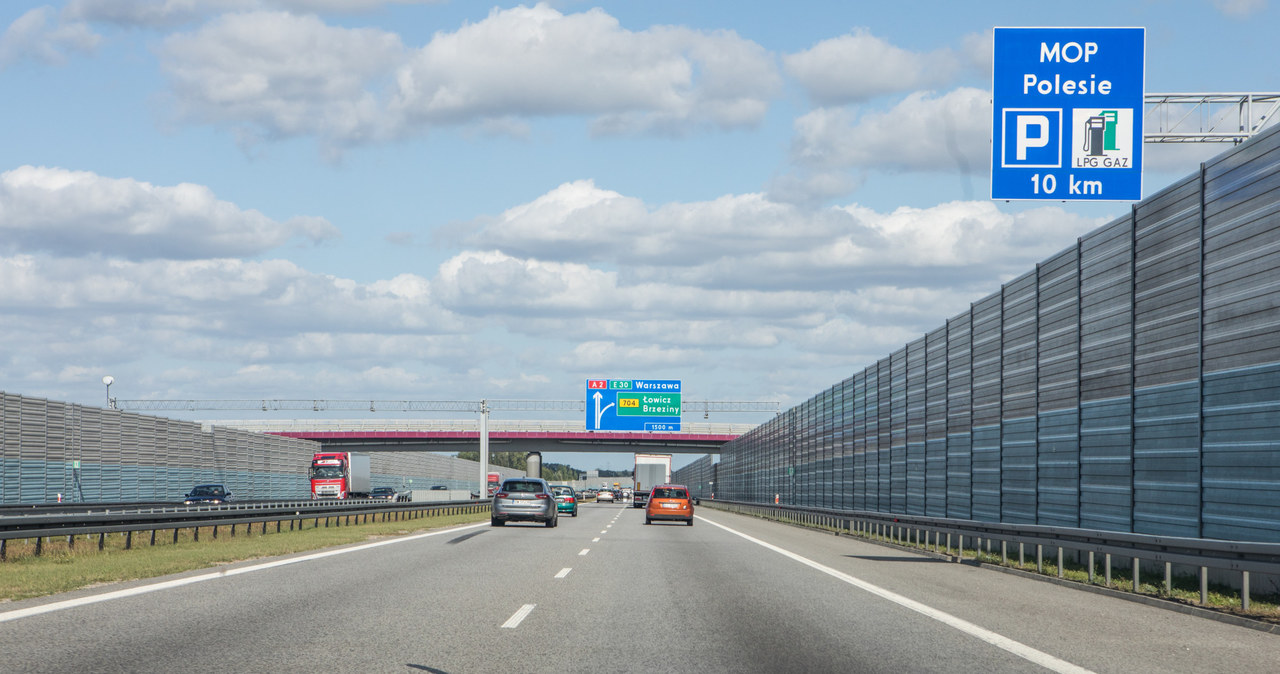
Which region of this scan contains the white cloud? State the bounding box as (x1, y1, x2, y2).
(462, 179, 853, 267)
(0, 166, 340, 259)
(159, 11, 406, 146)
(464, 180, 1101, 291)
(790, 88, 991, 174)
(392, 4, 780, 135)
(0, 173, 1106, 408)
(154, 5, 779, 148)
(0, 7, 99, 68)
(784, 28, 962, 104)
(563, 341, 704, 371)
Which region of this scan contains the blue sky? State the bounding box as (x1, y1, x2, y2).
(2, 1, 1276, 471)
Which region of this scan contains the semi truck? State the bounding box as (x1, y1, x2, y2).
(632, 453, 672, 508)
(309, 451, 371, 499)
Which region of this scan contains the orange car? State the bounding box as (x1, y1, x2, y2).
(644, 484, 694, 526)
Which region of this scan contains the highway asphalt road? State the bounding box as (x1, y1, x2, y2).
(2, 502, 1278, 673)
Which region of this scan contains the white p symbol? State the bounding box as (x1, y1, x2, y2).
(1016, 115, 1050, 160)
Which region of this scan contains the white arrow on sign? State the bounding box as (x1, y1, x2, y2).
(593, 391, 615, 430)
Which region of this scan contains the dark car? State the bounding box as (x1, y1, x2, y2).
(370, 486, 398, 501)
(184, 484, 231, 505)
(491, 478, 557, 527)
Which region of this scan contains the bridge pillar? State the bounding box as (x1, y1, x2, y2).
(527, 451, 542, 478)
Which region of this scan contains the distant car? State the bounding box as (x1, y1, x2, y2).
(645, 484, 693, 526)
(491, 478, 558, 527)
(370, 486, 398, 501)
(430, 485, 449, 490)
(596, 489, 615, 503)
(184, 484, 231, 505)
(551, 485, 578, 517)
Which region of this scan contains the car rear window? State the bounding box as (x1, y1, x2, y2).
(651, 488, 687, 499)
(503, 480, 544, 493)
(552, 487, 572, 495)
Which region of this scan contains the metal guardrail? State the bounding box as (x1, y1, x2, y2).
(704, 499, 1280, 615)
(0, 498, 490, 559)
(204, 418, 759, 435)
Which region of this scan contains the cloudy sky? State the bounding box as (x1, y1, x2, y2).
(2, 1, 1274, 469)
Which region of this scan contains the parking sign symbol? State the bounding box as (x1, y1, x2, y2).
(1002, 109, 1062, 168)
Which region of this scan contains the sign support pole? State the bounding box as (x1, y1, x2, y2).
(479, 400, 489, 499)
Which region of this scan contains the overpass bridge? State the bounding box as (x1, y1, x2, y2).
(114, 398, 774, 490)
(206, 419, 751, 454)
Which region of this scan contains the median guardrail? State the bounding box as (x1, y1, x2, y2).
(0, 498, 490, 560)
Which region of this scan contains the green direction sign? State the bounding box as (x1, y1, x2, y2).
(617, 392, 681, 416)
(586, 378, 682, 431)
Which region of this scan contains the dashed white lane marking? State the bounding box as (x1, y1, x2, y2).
(502, 604, 536, 628)
(0, 521, 488, 624)
(592, 537, 600, 542)
(578, 548, 590, 556)
(701, 517, 1095, 674)
(555, 568, 572, 579)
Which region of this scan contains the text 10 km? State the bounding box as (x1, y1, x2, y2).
(1030, 173, 1103, 196)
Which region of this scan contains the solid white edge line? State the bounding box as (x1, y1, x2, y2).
(555, 568, 572, 579)
(699, 516, 1096, 674)
(0, 521, 489, 624)
(502, 603, 536, 628)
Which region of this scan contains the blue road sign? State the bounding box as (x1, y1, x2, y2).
(991, 27, 1145, 201)
(585, 379, 682, 431)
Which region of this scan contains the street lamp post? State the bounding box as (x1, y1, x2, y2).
(102, 376, 115, 409)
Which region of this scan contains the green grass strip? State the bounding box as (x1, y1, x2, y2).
(0, 510, 487, 602)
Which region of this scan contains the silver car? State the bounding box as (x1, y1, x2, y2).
(491, 478, 558, 527)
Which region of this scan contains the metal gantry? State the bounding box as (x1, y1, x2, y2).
(1144, 93, 1280, 143)
(112, 399, 780, 414)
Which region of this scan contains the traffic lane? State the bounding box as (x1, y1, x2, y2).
(0, 509, 610, 673)
(493, 504, 1051, 673)
(695, 507, 1280, 672)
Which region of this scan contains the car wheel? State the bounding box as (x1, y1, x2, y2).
(686, 518, 694, 526)
(645, 517, 652, 525)
(491, 518, 504, 527)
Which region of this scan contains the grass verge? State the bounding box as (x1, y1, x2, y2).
(0, 510, 488, 603)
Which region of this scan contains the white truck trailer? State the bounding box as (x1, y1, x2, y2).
(632, 453, 672, 508)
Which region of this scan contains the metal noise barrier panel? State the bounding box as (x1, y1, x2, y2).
(0, 395, 521, 503)
(718, 123, 1280, 543)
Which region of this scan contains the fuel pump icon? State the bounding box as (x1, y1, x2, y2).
(1082, 110, 1118, 157)
(1084, 116, 1106, 156)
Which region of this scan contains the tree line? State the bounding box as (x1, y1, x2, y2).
(455, 451, 596, 482)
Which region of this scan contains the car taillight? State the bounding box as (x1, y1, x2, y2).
(536, 493, 550, 499)
(566, 497, 575, 503)
(495, 492, 508, 498)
